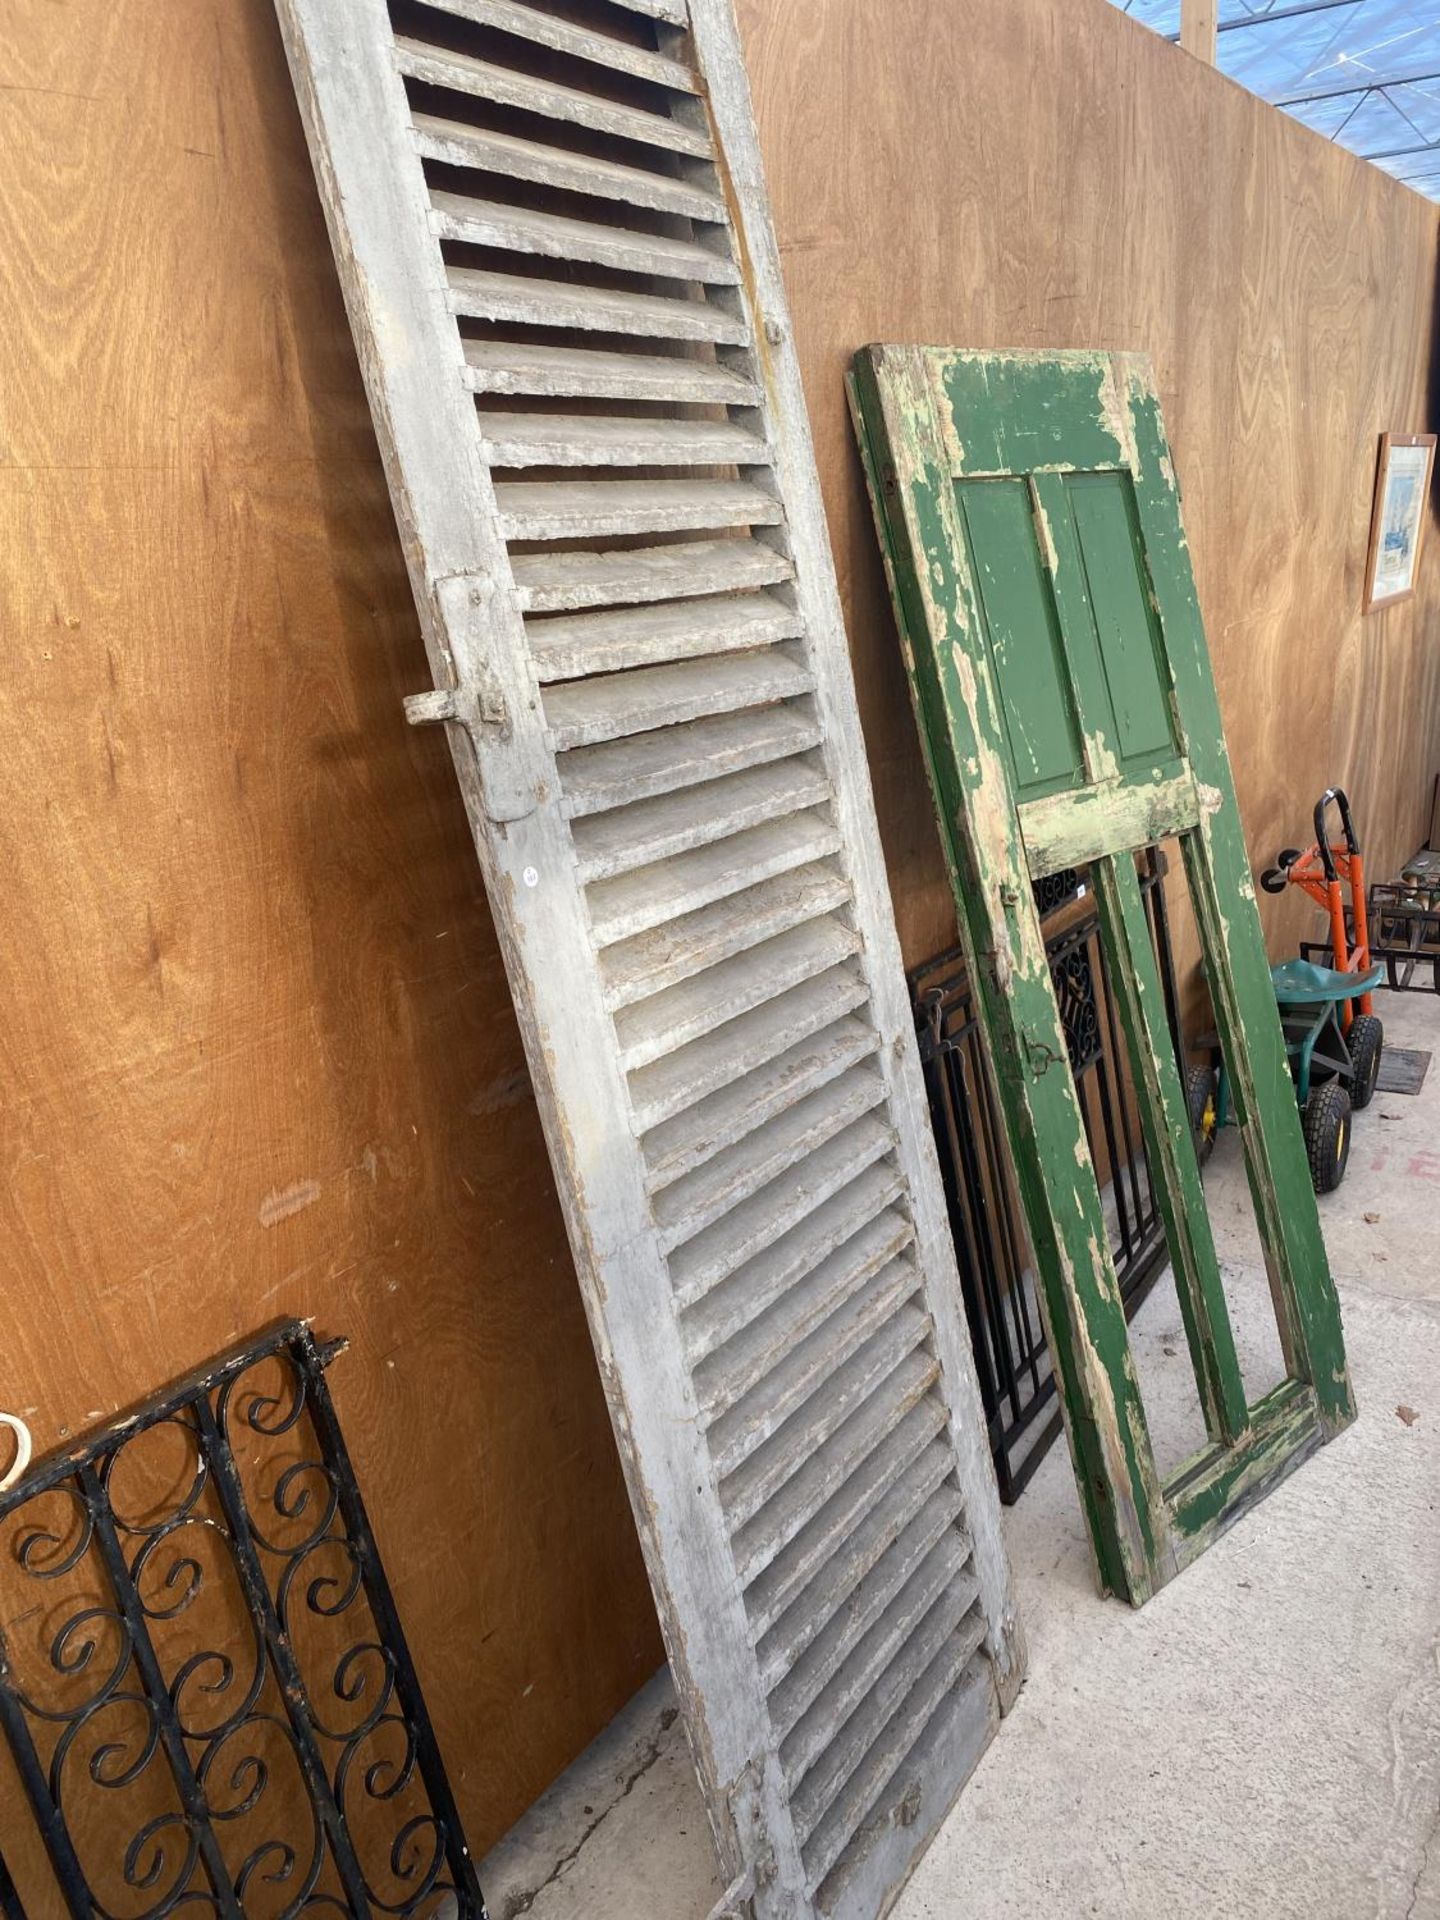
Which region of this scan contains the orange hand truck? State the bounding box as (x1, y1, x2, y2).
(1259, 787, 1374, 1030)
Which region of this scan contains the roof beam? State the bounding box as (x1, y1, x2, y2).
(1220, 0, 1363, 28)
(1276, 65, 1440, 107)
(1165, 1, 1363, 41)
(1359, 135, 1440, 161)
(1181, 0, 1219, 62)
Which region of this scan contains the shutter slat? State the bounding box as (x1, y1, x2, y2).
(530, 590, 801, 684)
(414, 0, 700, 93)
(498, 476, 779, 541)
(802, 1621, 990, 1894)
(757, 1447, 961, 1688)
(721, 1305, 933, 1532)
(561, 706, 819, 819)
(632, 967, 873, 1139)
(744, 1403, 949, 1638)
(681, 1160, 907, 1362)
(479, 411, 768, 469)
(398, 39, 710, 157)
(416, 114, 721, 220)
(466, 340, 757, 405)
(795, 1597, 984, 1856)
(702, 1244, 918, 1451)
(512, 537, 793, 614)
(782, 1534, 972, 1787)
(617, 918, 859, 1073)
(587, 811, 841, 947)
(610, 0, 689, 23)
(573, 757, 827, 883)
(642, 1014, 878, 1192)
(437, 194, 740, 284)
(770, 1491, 970, 1741)
(656, 1063, 887, 1253)
(732, 1350, 939, 1586)
(670, 1117, 896, 1308)
(547, 647, 810, 752)
(603, 862, 849, 1013)
(447, 263, 743, 342)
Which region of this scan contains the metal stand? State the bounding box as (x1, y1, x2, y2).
(1303, 847, 1440, 993)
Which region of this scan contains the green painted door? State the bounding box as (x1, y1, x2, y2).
(850, 348, 1354, 1605)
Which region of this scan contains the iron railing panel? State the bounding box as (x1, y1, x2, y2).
(0, 1320, 482, 1919)
(911, 850, 1180, 1501)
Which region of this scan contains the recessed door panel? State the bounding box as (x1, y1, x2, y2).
(1064, 473, 1177, 769)
(956, 480, 1084, 800)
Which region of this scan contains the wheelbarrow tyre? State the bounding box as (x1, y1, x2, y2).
(1303, 1081, 1352, 1194)
(1346, 1013, 1384, 1111)
(1186, 1064, 1219, 1166)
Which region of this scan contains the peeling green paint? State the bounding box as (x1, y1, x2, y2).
(849, 346, 1355, 1608)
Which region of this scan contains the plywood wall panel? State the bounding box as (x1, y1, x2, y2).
(737, 0, 1440, 972)
(0, 0, 662, 1867)
(4, 0, 1440, 1879)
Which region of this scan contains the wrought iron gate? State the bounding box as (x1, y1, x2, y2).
(910, 852, 1180, 1502)
(0, 1321, 482, 1920)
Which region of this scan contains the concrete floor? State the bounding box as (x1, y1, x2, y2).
(480, 987, 1440, 1920)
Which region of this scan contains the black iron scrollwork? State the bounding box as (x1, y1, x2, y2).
(0, 1322, 484, 1919)
(910, 848, 1183, 1501)
(1031, 866, 1082, 919)
(1052, 939, 1103, 1073)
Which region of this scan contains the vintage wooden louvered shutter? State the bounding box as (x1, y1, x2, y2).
(271, 3, 1023, 1913)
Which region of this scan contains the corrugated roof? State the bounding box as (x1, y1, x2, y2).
(1109, 0, 1440, 198)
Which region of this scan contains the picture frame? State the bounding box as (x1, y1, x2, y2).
(1364, 431, 1436, 612)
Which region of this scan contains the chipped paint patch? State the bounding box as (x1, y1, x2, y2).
(1084, 732, 1122, 787)
(1096, 356, 1140, 474)
(1031, 488, 1061, 573)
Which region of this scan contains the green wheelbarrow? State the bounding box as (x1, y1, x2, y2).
(1188, 958, 1385, 1194)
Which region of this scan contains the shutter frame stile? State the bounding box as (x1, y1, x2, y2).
(271, 3, 1023, 1913)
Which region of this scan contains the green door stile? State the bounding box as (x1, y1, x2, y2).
(849, 345, 1355, 1608)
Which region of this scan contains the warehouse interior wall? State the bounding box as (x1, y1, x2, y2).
(737, 0, 1440, 972)
(0, 0, 663, 1866)
(1, 0, 1438, 1866)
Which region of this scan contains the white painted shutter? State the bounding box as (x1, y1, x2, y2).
(271, 2, 1023, 1912)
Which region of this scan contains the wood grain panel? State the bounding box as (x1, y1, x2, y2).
(5, 0, 1440, 1887)
(737, 0, 1440, 978)
(0, 0, 662, 1880)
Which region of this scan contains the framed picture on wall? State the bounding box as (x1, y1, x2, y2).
(1364, 431, 1437, 611)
